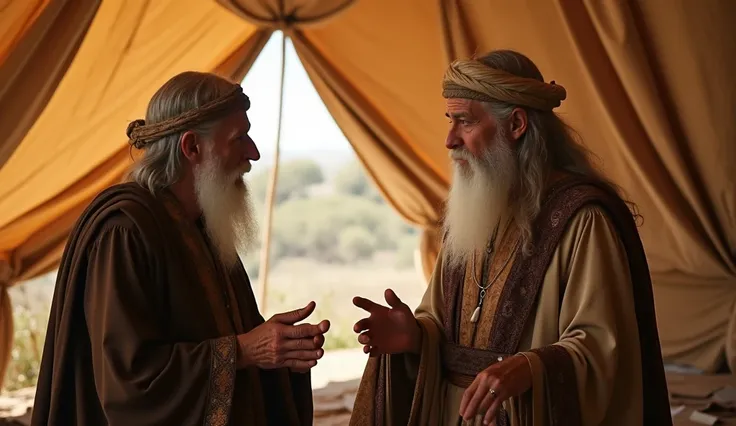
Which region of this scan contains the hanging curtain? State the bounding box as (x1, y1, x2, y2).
(0, 0, 101, 169)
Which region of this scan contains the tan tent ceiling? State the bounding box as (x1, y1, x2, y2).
(1, 0, 735, 386)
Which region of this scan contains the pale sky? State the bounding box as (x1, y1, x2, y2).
(241, 31, 353, 165)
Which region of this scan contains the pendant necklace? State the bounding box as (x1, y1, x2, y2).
(469, 219, 518, 323)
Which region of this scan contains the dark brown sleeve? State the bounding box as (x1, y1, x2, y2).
(349, 352, 420, 426)
(84, 223, 236, 426)
(287, 370, 314, 425)
(529, 345, 582, 426)
(349, 355, 382, 426)
(350, 318, 444, 426)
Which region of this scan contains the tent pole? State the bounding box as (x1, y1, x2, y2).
(256, 31, 287, 313)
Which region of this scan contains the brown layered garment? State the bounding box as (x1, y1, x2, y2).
(31, 182, 312, 426)
(350, 176, 672, 426)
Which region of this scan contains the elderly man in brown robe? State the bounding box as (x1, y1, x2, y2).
(349, 50, 672, 425)
(31, 71, 329, 426)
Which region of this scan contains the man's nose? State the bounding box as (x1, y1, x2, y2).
(245, 137, 260, 161)
(445, 131, 462, 150)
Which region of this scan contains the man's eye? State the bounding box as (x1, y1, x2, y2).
(448, 119, 470, 125)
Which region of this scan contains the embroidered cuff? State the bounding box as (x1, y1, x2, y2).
(204, 336, 237, 426)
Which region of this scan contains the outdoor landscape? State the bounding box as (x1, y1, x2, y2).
(3, 155, 429, 393)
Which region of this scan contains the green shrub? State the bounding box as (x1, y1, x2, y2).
(395, 235, 418, 269)
(248, 158, 325, 205)
(272, 195, 406, 262)
(338, 226, 378, 262)
(333, 160, 383, 203)
(3, 304, 48, 392)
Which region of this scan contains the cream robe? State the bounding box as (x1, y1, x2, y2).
(404, 206, 644, 425)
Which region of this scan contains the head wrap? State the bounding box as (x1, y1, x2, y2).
(442, 58, 567, 111)
(127, 84, 250, 149)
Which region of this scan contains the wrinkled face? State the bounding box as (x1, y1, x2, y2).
(445, 98, 499, 169)
(442, 98, 518, 268)
(207, 110, 260, 186)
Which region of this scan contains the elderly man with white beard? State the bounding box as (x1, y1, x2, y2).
(349, 50, 671, 426)
(32, 72, 328, 426)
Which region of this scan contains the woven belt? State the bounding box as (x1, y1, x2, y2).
(441, 341, 511, 388)
(442, 342, 513, 426)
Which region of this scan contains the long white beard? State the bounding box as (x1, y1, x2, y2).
(442, 137, 517, 269)
(193, 155, 258, 269)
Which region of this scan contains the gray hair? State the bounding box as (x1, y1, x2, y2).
(125, 71, 237, 194)
(476, 50, 631, 255)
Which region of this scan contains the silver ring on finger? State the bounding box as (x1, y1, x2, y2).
(489, 388, 497, 398)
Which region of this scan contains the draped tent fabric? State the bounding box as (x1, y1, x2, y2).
(0, 0, 101, 170)
(0, 0, 269, 388)
(0, 0, 99, 391)
(0, 0, 735, 388)
(559, 0, 736, 373)
(217, 0, 355, 29)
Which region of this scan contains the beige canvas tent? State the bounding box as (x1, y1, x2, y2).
(1, 0, 735, 389)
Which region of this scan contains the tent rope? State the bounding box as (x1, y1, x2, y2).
(256, 31, 287, 312)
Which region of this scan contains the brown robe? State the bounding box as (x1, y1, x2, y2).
(350, 175, 672, 426)
(31, 182, 312, 426)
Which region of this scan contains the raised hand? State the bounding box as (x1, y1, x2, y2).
(352, 289, 421, 356)
(236, 301, 330, 371)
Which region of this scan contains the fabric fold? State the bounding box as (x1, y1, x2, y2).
(349, 316, 444, 426)
(527, 345, 581, 426)
(31, 183, 312, 425)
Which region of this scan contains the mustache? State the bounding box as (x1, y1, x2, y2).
(449, 148, 473, 161)
(227, 162, 251, 182)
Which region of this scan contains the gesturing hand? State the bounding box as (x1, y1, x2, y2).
(352, 289, 421, 356)
(459, 354, 532, 425)
(237, 301, 330, 371)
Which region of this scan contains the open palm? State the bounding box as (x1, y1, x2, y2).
(352, 289, 421, 355)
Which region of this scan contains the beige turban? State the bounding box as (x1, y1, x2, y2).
(442, 58, 567, 111)
(127, 84, 250, 149)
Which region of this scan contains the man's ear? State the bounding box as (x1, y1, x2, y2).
(509, 107, 528, 142)
(179, 131, 202, 163)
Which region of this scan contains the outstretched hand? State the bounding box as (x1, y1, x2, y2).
(237, 301, 330, 372)
(352, 289, 421, 356)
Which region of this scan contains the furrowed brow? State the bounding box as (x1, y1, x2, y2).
(446, 112, 470, 120)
